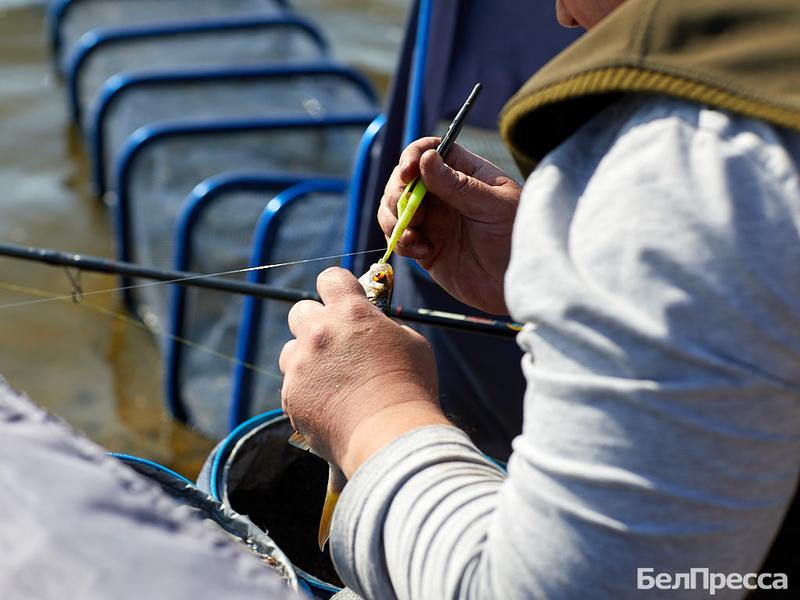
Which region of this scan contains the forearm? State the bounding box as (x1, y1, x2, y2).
(340, 399, 451, 478)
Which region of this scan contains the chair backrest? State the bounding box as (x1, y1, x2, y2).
(90, 62, 377, 195)
(67, 15, 328, 125)
(350, 0, 581, 460)
(112, 113, 376, 329)
(48, 0, 289, 75)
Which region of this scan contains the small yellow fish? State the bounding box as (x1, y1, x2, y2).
(287, 430, 347, 551)
(289, 262, 394, 551)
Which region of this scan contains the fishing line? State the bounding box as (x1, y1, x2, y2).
(0, 243, 522, 337)
(0, 248, 383, 311)
(0, 280, 281, 381)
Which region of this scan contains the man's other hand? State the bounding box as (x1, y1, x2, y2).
(378, 138, 521, 315)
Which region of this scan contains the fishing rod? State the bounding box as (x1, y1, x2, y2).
(0, 242, 522, 338)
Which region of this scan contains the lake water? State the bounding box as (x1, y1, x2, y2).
(0, 0, 408, 476)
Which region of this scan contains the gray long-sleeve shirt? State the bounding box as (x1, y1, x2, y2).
(330, 97, 800, 599)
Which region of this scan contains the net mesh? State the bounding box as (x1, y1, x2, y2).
(77, 24, 325, 125)
(249, 191, 346, 419)
(177, 187, 280, 437)
(127, 124, 364, 334)
(178, 189, 348, 437)
(59, 0, 286, 71)
(101, 72, 374, 192)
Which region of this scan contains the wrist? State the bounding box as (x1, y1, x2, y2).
(339, 399, 450, 478)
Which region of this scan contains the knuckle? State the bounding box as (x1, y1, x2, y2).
(377, 203, 394, 225)
(344, 297, 373, 320)
(412, 136, 438, 150)
(381, 197, 396, 218)
(280, 384, 290, 412)
(415, 334, 433, 353)
(385, 165, 403, 190)
(317, 266, 342, 286)
(307, 322, 331, 349)
(319, 265, 339, 278)
(406, 327, 433, 350)
(279, 338, 295, 363)
(453, 170, 473, 195)
(404, 140, 423, 156)
(287, 302, 302, 320)
(289, 299, 314, 322)
(386, 188, 399, 212)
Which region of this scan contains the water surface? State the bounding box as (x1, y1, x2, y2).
(0, 0, 407, 476)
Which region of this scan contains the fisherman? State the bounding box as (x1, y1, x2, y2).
(280, 0, 800, 597)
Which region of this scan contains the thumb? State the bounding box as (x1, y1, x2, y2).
(418, 149, 497, 219)
(316, 267, 365, 305)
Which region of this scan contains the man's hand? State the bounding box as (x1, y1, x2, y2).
(279, 267, 449, 477)
(378, 138, 522, 315)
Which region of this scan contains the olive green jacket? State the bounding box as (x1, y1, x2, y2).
(499, 0, 800, 177)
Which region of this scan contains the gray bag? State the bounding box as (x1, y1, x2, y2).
(0, 378, 298, 600)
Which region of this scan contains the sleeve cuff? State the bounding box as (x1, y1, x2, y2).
(330, 425, 496, 598)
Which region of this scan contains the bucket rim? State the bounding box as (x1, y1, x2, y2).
(209, 408, 286, 500)
(108, 452, 196, 486)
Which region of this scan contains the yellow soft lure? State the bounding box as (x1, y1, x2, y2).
(380, 178, 429, 264)
(380, 82, 482, 265)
